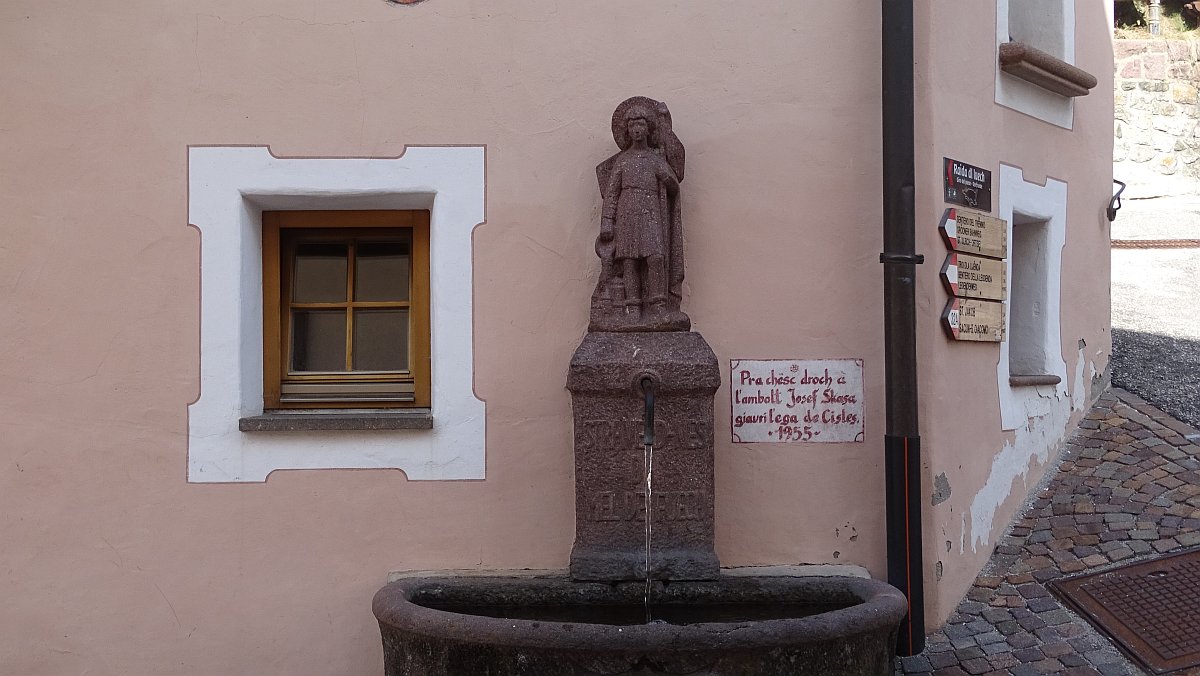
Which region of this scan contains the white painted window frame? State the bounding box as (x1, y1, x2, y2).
(187, 146, 486, 483)
(996, 164, 1068, 431)
(995, 0, 1076, 129)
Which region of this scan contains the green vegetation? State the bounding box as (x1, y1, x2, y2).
(1115, 0, 1200, 37)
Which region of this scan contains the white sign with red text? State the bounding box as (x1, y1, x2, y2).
(730, 359, 865, 444)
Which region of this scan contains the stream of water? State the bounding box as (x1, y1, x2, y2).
(643, 439, 654, 624)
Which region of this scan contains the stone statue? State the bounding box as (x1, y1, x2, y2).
(571, 99, 717, 581)
(590, 96, 690, 332)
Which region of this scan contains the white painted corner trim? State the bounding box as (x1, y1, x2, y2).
(995, 0, 1076, 129)
(996, 164, 1068, 431)
(187, 145, 486, 483)
(967, 166, 1073, 551)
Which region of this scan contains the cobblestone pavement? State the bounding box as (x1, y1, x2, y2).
(896, 388, 1200, 676)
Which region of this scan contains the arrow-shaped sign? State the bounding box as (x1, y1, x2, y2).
(939, 208, 1008, 259)
(942, 298, 1005, 342)
(941, 252, 1007, 301)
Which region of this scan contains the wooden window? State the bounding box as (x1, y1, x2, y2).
(262, 210, 431, 409)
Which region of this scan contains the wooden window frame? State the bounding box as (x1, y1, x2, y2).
(262, 210, 431, 410)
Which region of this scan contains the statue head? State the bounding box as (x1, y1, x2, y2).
(625, 109, 653, 145)
(612, 97, 663, 150)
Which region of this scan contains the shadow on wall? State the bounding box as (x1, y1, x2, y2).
(1111, 327, 1200, 428)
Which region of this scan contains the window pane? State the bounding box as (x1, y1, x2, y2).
(355, 241, 410, 301)
(293, 243, 348, 303)
(291, 310, 346, 372)
(353, 309, 409, 372)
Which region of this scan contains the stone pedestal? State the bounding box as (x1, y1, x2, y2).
(567, 331, 721, 581)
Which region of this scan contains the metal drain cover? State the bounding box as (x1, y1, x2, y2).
(1049, 547, 1200, 674)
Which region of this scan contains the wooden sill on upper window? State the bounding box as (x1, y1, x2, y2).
(999, 42, 1098, 98)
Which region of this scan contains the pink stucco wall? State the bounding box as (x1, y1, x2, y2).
(0, 0, 1110, 672)
(913, 1, 1114, 628)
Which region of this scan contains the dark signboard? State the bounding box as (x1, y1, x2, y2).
(943, 157, 992, 212)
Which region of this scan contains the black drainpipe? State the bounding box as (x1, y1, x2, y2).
(880, 0, 926, 657)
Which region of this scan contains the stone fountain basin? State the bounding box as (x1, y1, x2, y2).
(373, 570, 907, 675)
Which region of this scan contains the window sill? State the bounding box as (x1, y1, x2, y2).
(239, 409, 433, 432)
(998, 42, 1097, 98)
(1009, 374, 1062, 388)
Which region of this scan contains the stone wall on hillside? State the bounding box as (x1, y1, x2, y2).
(1114, 39, 1200, 189)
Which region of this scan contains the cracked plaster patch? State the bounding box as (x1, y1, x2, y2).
(932, 473, 953, 506)
(966, 349, 1090, 552)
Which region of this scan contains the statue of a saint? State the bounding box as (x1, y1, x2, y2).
(590, 96, 690, 332)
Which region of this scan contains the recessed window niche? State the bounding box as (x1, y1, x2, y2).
(996, 165, 1068, 431)
(1008, 0, 1066, 59)
(995, 0, 1078, 128)
(1008, 213, 1054, 380)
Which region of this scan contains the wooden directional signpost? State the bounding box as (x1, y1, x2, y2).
(942, 298, 1005, 342)
(940, 253, 1007, 301)
(939, 208, 1008, 259)
(938, 207, 1008, 343)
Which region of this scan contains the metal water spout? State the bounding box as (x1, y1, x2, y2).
(641, 377, 655, 447)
